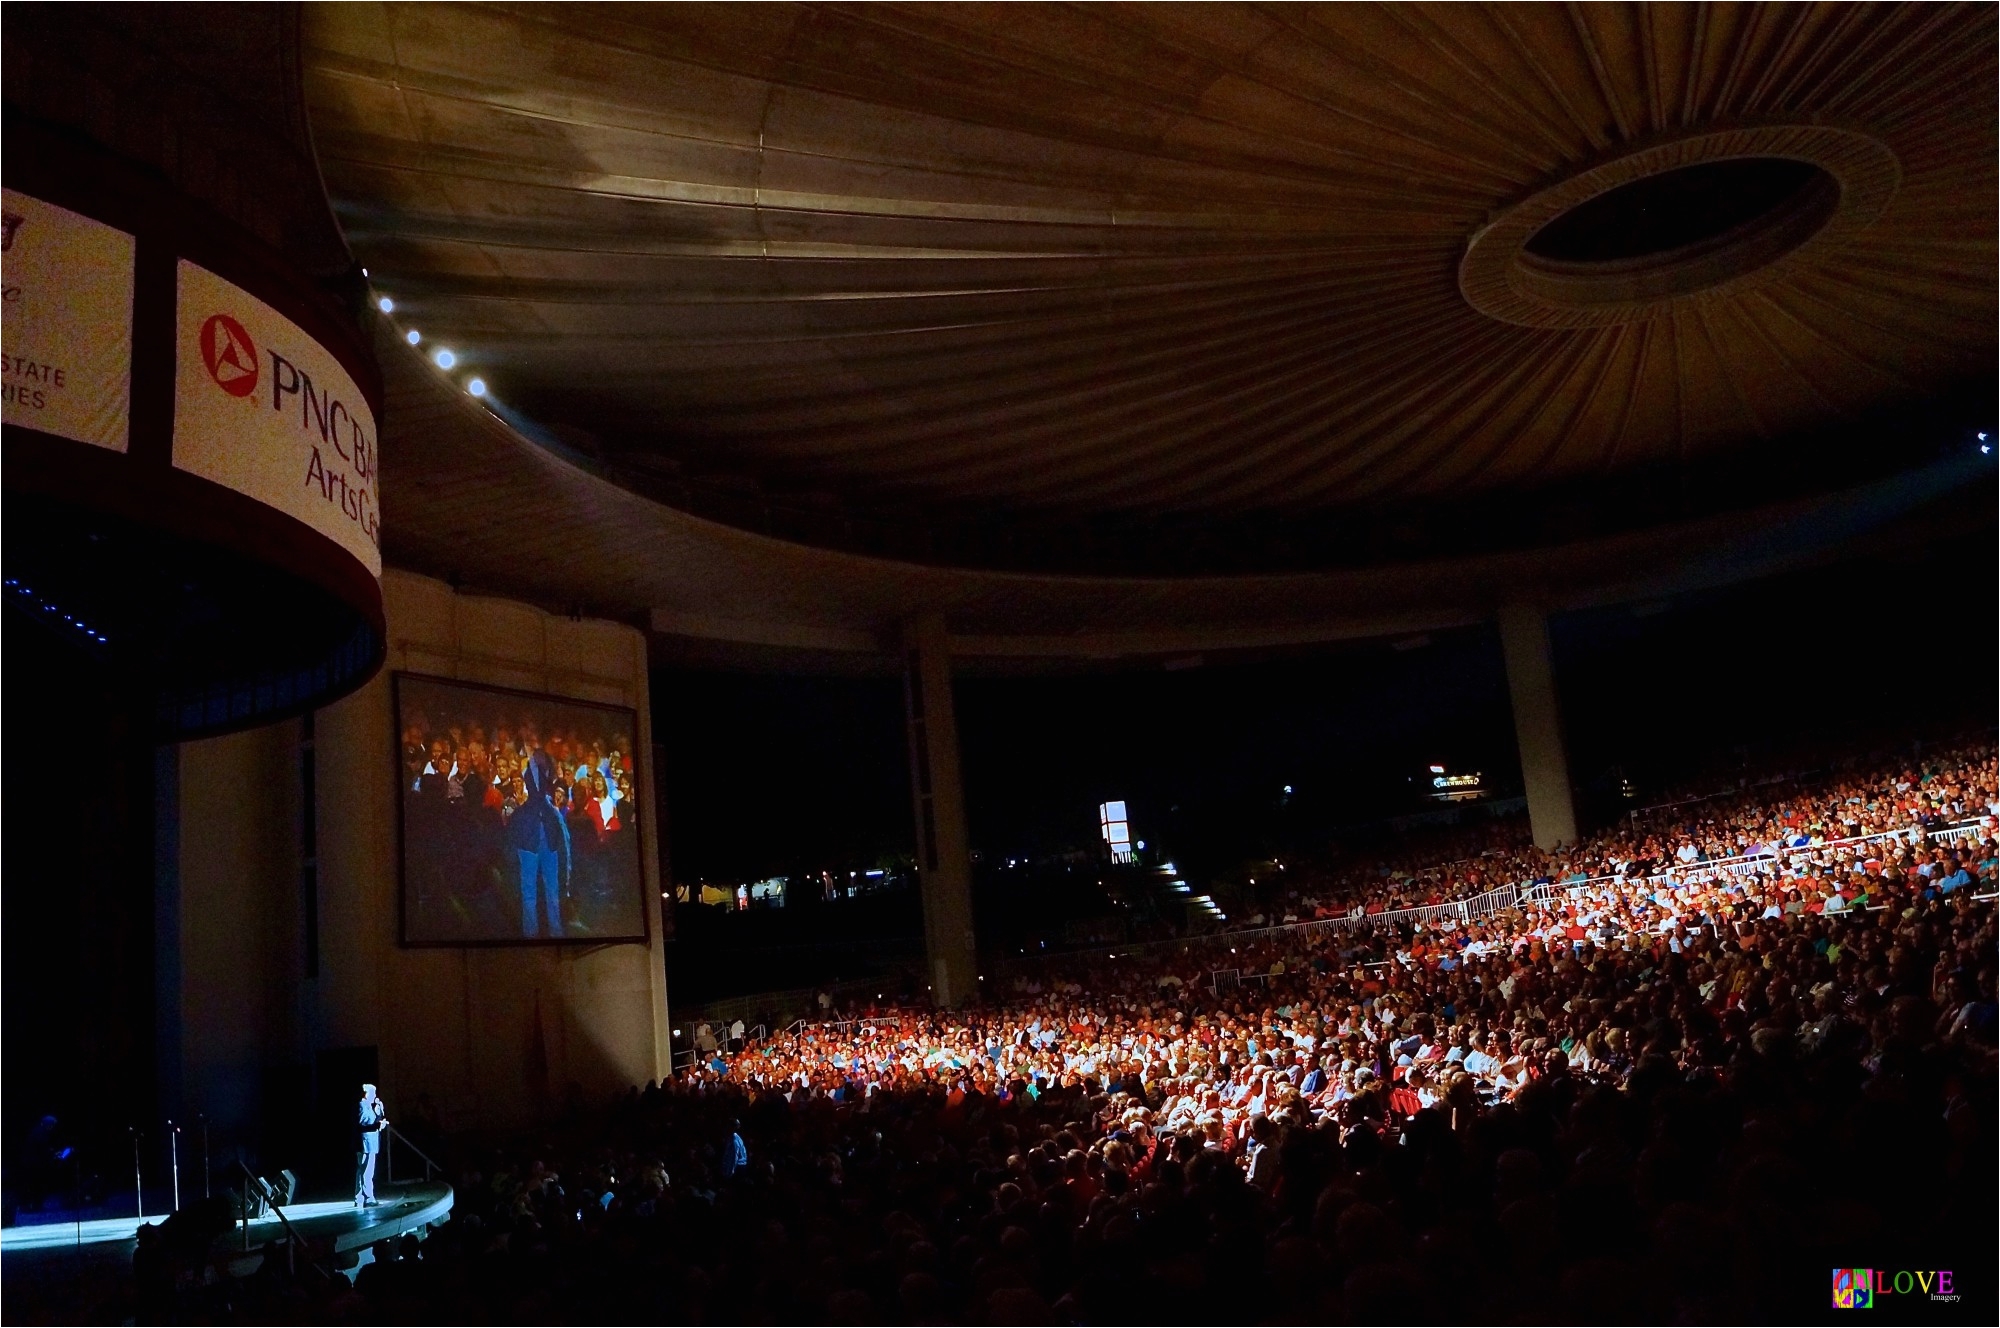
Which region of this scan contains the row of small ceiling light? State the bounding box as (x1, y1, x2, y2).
(366, 270, 488, 401)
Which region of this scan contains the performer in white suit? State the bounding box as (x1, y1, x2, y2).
(355, 1083, 388, 1207)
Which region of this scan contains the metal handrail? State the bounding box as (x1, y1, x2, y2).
(384, 1123, 440, 1182)
(233, 1160, 332, 1281)
(677, 973, 920, 1033)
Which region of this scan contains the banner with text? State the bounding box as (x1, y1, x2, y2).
(173, 261, 381, 577)
(1, 189, 135, 451)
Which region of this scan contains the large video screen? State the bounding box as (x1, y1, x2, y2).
(396, 674, 648, 945)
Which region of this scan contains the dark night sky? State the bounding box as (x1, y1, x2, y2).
(650, 671, 911, 883)
(952, 631, 1519, 878)
(651, 627, 1521, 886)
(653, 524, 1995, 889)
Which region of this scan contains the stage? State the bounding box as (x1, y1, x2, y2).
(2, 1181, 452, 1255)
(0, 1182, 453, 1323)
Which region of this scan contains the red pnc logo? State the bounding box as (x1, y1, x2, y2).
(200, 313, 259, 398)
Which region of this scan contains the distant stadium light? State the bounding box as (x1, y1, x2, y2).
(468, 378, 487, 397)
(406, 329, 421, 345)
(434, 349, 456, 369)
(377, 296, 394, 313)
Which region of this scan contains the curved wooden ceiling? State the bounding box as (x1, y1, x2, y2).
(369, 314, 1992, 669)
(304, 3, 1995, 573)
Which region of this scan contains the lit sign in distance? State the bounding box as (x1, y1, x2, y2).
(1430, 769, 1486, 803)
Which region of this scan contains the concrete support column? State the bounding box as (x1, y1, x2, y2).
(901, 614, 978, 1008)
(1498, 603, 1578, 851)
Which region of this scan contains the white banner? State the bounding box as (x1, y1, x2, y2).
(173, 261, 381, 577)
(0, 189, 135, 451)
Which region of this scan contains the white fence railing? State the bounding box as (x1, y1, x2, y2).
(1516, 818, 1988, 908)
(1199, 818, 1989, 993)
(1014, 817, 1992, 980)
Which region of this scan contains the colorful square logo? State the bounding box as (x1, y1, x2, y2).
(1832, 1268, 1873, 1309)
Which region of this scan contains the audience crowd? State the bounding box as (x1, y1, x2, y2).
(165, 743, 1996, 1324)
(1217, 743, 1995, 927)
(402, 712, 637, 835)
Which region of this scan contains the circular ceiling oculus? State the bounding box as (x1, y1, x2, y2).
(1460, 125, 1900, 328)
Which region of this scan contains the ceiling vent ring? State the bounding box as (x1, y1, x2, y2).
(1460, 124, 1900, 328)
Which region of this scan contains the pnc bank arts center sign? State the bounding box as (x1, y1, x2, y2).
(174, 262, 382, 578)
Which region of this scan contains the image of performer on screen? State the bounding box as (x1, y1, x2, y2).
(506, 749, 572, 938)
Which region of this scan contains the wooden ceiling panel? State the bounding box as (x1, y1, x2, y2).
(306, 2, 1995, 574)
